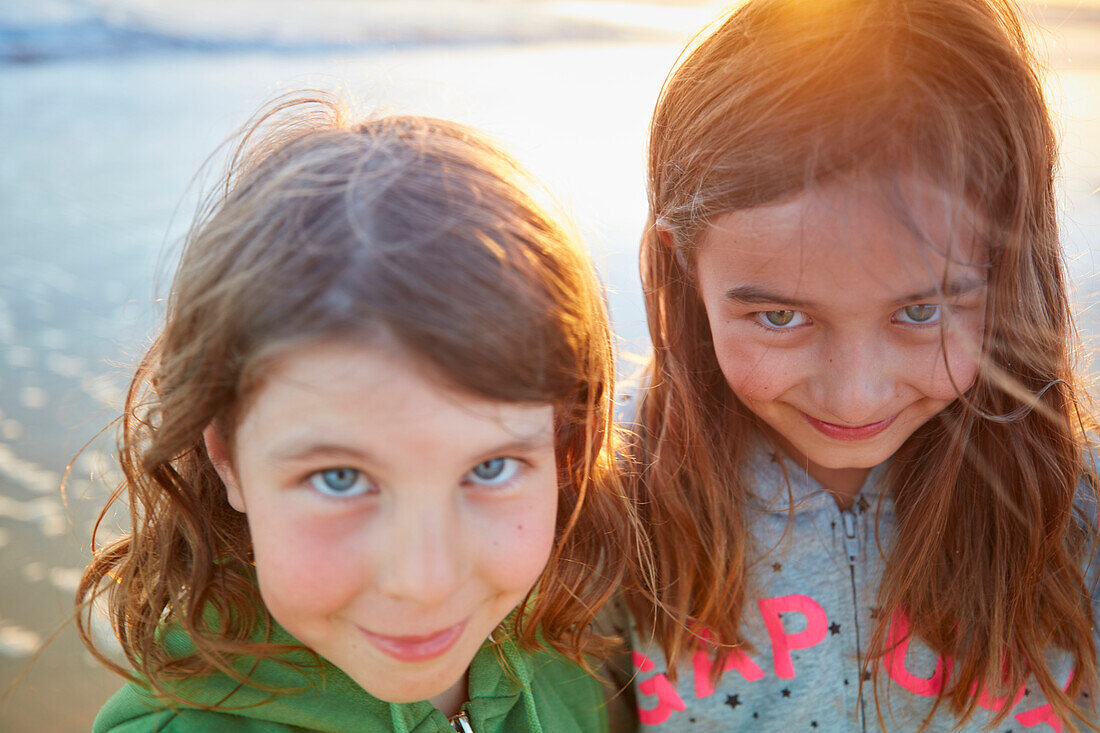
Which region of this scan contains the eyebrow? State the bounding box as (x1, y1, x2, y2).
(263, 435, 555, 466)
(264, 442, 374, 465)
(723, 285, 813, 309)
(723, 276, 986, 309)
(899, 277, 986, 303)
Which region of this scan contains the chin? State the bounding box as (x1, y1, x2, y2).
(356, 671, 460, 705)
(816, 454, 887, 470)
(800, 439, 898, 469)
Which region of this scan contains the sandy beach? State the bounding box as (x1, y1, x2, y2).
(0, 1, 1097, 731)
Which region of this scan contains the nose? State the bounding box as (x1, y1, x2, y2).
(375, 495, 467, 606)
(812, 331, 900, 425)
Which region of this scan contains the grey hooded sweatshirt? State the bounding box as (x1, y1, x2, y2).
(628, 444, 1098, 732)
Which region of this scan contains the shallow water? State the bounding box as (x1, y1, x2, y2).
(0, 35, 683, 733)
(1, 5, 1098, 732)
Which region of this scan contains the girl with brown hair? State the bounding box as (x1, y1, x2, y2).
(626, 0, 1100, 729)
(76, 92, 630, 732)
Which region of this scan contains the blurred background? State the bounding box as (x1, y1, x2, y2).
(0, 1, 1097, 731)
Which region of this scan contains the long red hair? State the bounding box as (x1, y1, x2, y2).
(628, 0, 1099, 729)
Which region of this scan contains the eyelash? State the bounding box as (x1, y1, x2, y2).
(751, 304, 944, 331)
(462, 457, 525, 488)
(892, 304, 942, 326)
(752, 310, 809, 330)
(307, 468, 376, 498)
(304, 457, 526, 498)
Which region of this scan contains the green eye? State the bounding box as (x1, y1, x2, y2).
(763, 310, 796, 327)
(899, 304, 940, 324)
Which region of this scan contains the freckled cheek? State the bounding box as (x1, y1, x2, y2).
(918, 325, 984, 401)
(714, 334, 803, 403)
(475, 498, 557, 594)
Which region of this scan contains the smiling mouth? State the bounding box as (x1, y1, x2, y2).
(802, 412, 898, 441)
(357, 619, 468, 662)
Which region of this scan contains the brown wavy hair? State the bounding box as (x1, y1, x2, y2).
(75, 91, 630, 702)
(628, 0, 1099, 729)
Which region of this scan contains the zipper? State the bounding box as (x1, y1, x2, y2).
(841, 508, 868, 733)
(450, 711, 474, 733)
(841, 510, 860, 567)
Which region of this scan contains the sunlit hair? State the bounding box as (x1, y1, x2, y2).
(628, 0, 1099, 729)
(75, 92, 629, 701)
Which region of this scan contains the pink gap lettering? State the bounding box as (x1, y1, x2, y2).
(632, 594, 1073, 729)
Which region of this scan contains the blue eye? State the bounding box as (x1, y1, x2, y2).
(756, 310, 807, 329)
(308, 468, 373, 497)
(895, 304, 941, 325)
(465, 458, 519, 486)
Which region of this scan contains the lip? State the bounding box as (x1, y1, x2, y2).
(802, 412, 898, 441)
(357, 619, 468, 662)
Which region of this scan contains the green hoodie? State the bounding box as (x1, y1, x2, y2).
(94, 623, 609, 733)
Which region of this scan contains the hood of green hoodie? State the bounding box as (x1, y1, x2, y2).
(94, 617, 606, 733)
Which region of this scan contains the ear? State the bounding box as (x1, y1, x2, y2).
(203, 424, 246, 513)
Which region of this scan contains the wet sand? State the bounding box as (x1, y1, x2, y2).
(1, 4, 1098, 732)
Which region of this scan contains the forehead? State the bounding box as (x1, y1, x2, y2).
(698, 178, 988, 305)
